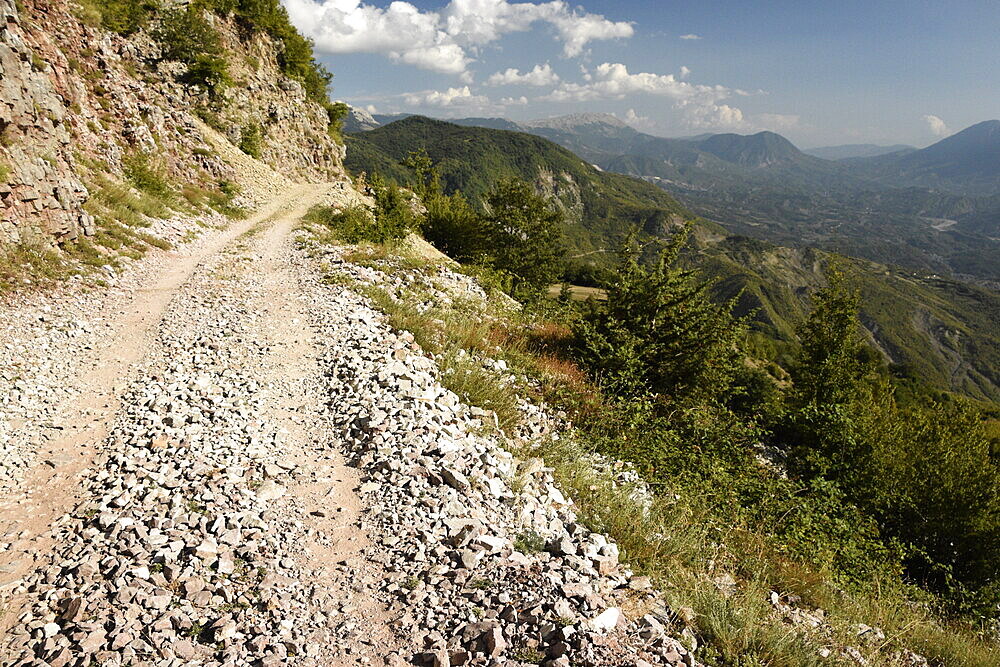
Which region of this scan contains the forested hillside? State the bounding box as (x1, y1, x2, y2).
(345, 117, 1000, 403)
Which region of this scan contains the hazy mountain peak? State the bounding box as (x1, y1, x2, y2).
(694, 130, 805, 167)
(342, 105, 379, 133)
(523, 112, 631, 131)
(804, 143, 916, 160)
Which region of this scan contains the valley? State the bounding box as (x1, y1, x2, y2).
(345, 116, 1000, 403)
(2, 0, 999, 665)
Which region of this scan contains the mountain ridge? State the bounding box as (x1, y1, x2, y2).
(344, 115, 1000, 402)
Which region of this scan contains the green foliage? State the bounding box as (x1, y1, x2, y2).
(789, 268, 873, 408)
(345, 116, 693, 274)
(572, 226, 744, 402)
(155, 3, 229, 97)
(194, 106, 227, 133)
(323, 101, 349, 141)
(238, 123, 264, 159)
(183, 54, 230, 97)
(775, 272, 1000, 614)
(481, 179, 565, 295)
(422, 189, 487, 263)
(77, 0, 159, 36)
(202, 0, 333, 104)
(122, 151, 171, 199)
(0, 161, 10, 182)
(305, 205, 376, 244)
(305, 181, 416, 245)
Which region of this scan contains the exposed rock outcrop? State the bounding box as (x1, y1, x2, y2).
(0, 0, 345, 247)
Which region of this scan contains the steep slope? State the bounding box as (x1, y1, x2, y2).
(0, 0, 344, 256)
(346, 116, 1000, 402)
(690, 233, 1000, 401)
(346, 116, 693, 259)
(497, 116, 1000, 284)
(850, 120, 1000, 196)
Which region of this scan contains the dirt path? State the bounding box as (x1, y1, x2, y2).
(0, 184, 330, 634)
(243, 203, 401, 663)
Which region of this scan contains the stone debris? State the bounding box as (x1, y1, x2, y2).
(295, 241, 699, 666)
(1, 224, 700, 666)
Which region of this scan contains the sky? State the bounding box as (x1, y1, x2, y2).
(281, 0, 1000, 147)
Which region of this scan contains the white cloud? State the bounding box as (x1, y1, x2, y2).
(679, 33, 701, 40)
(365, 104, 378, 113)
(501, 95, 529, 105)
(622, 108, 656, 130)
(923, 114, 950, 137)
(678, 101, 745, 129)
(403, 86, 487, 107)
(282, 0, 633, 75)
(541, 62, 727, 104)
(488, 63, 560, 86)
(539, 62, 750, 130)
(679, 65, 691, 79)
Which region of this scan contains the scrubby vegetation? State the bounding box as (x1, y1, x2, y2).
(321, 151, 1000, 664)
(238, 123, 264, 159)
(74, 0, 343, 136)
(348, 117, 1000, 404)
(304, 177, 418, 246)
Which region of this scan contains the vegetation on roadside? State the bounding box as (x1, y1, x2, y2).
(347, 117, 1000, 404)
(238, 123, 264, 159)
(302, 150, 1000, 665)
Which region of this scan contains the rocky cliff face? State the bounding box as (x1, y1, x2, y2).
(0, 0, 345, 247)
(0, 0, 93, 244)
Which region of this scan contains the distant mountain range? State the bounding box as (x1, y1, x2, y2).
(846, 120, 1000, 196)
(345, 110, 999, 285)
(344, 116, 1000, 402)
(803, 143, 915, 160)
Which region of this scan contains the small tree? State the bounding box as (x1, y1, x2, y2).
(782, 267, 882, 478)
(423, 191, 489, 263)
(572, 225, 745, 402)
(481, 179, 564, 295)
(155, 3, 229, 97)
(790, 268, 872, 408)
(402, 149, 440, 200)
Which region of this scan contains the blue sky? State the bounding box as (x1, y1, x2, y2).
(282, 0, 1000, 147)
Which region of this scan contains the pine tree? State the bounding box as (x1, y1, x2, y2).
(572, 225, 744, 402)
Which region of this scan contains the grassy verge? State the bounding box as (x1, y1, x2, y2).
(302, 228, 999, 667)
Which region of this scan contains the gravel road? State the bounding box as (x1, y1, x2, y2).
(0, 185, 693, 666)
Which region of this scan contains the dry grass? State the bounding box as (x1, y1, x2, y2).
(312, 235, 1000, 667)
(0, 240, 70, 295)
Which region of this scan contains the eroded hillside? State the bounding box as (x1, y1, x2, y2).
(0, 0, 344, 253)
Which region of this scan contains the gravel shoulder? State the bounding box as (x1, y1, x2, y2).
(0, 184, 331, 638)
(2, 186, 695, 666)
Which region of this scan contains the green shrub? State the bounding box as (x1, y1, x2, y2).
(306, 205, 375, 243)
(203, 0, 333, 104)
(238, 123, 264, 159)
(155, 3, 229, 97)
(77, 0, 159, 36)
(779, 269, 1000, 614)
(480, 179, 564, 296)
(324, 101, 349, 141)
(194, 107, 227, 133)
(183, 54, 230, 97)
(0, 162, 10, 182)
(122, 151, 172, 199)
(306, 182, 415, 245)
(572, 225, 744, 403)
(422, 190, 489, 263)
